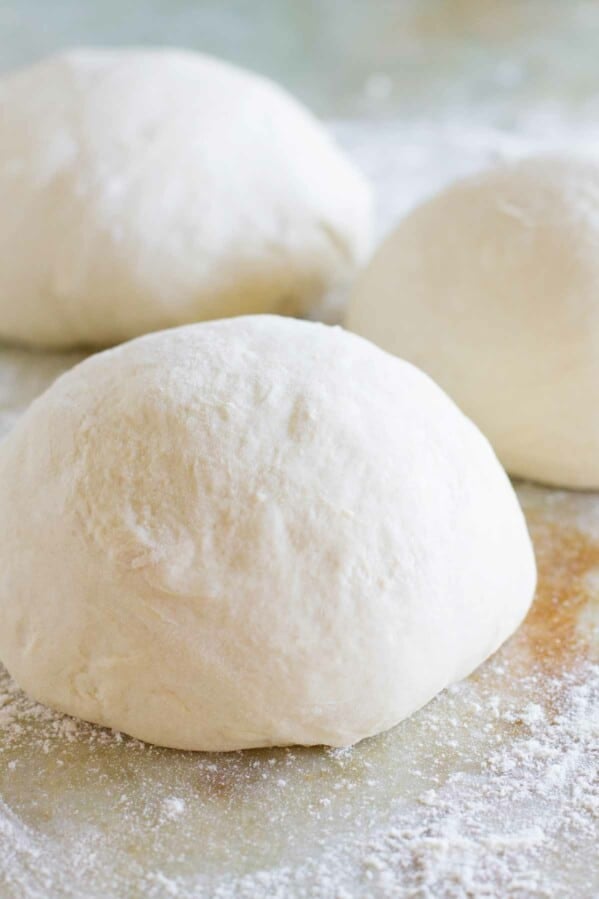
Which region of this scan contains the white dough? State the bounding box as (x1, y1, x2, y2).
(347, 154, 599, 489)
(0, 316, 536, 750)
(0, 48, 371, 348)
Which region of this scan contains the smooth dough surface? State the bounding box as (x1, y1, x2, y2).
(347, 154, 599, 489)
(0, 316, 536, 751)
(0, 48, 371, 348)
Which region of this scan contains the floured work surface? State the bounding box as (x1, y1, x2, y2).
(0, 124, 598, 898)
(0, 482, 597, 898)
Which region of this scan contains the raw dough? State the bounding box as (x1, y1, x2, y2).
(347, 154, 599, 488)
(0, 48, 372, 348)
(0, 316, 536, 750)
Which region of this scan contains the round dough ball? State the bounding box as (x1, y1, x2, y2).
(0, 49, 372, 349)
(347, 154, 599, 489)
(0, 316, 536, 750)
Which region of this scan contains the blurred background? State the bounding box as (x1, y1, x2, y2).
(0, 7, 597, 897)
(0, 0, 598, 126)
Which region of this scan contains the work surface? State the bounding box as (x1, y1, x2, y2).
(0, 123, 598, 898)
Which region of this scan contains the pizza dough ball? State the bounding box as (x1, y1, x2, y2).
(0, 49, 372, 349)
(0, 316, 536, 750)
(347, 155, 599, 488)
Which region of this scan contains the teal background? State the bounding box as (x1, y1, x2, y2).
(0, 0, 598, 120)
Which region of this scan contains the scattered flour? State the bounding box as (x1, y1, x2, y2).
(0, 643, 596, 896)
(0, 121, 598, 897)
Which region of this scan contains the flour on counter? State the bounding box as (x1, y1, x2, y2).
(0, 121, 598, 898)
(1, 658, 595, 897)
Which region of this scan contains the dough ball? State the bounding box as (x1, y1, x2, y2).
(347, 154, 599, 488)
(0, 316, 536, 750)
(0, 49, 372, 349)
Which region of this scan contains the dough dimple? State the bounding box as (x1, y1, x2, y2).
(0, 316, 536, 751)
(0, 48, 372, 348)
